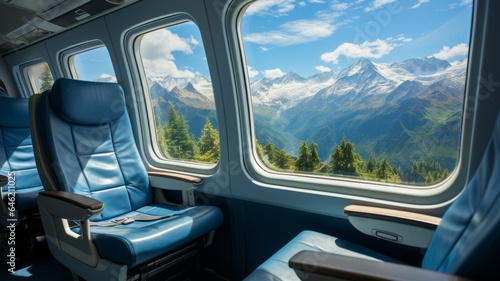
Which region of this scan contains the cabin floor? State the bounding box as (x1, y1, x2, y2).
(1, 245, 229, 281)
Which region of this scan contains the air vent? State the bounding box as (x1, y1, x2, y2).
(50, 0, 123, 28)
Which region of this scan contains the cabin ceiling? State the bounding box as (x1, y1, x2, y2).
(0, 0, 138, 55)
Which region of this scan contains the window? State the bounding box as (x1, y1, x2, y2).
(136, 21, 219, 165)
(68, 45, 116, 82)
(23, 61, 54, 94)
(241, 0, 473, 186)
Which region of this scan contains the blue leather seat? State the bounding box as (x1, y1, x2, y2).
(29, 78, 223, 280)
(0, 96, 43, 218)
(245, 114, 500, 280)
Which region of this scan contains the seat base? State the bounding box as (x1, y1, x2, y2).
(244, 230, 403, 281)
(68, 233, 213, 281)
(0, 211, 46, 257)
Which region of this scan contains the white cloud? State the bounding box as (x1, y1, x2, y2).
(100, 73, 117, 82)
(321, 36, 411, 64)
(245, 0, 296, 16)
(364, 0, 397, 12)
(332, 3, 349, 10)
(299, 1, 306, 7)
(432, 43, 469, 60)
(140, 29, 193, 61)
(140, 29, 198, 78)
(449, 0, 471, 9)
(309, 0, 326, 3)
(247, 66, 260, 78)
(189, 36, 200, 46)
(244, 19, 337, 46)
(263, 68, 285, 79)
(142, 60, 195, 78)
(315, 65, 332, 72)
(260, 47, 270, 52)
(411, 0, 429, 9)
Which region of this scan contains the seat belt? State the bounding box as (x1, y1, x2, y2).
(86, 207, 195, 227)
(88, 213, 178, 227)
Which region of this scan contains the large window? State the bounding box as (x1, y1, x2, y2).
(22, 61, 54, 95)
(241, 0, 472, 186)
(136, 21, 220, 165)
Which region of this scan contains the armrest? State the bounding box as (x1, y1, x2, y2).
(289, 250, 473, 281)
(148, 171, 202, 190)
(344, 205, 441, 248)
(148, 171, 203, 206)
(38, 190, 103, 221)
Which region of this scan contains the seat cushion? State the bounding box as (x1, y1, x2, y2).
(0, 98, 43, 213)
(244, 230, 403, 281)
(83, 203, 223, 268)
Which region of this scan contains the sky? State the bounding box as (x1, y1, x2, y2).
(241, 0, 473, 79)
(73, 0, 473, 82)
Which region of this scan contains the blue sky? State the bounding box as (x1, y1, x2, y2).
(75, 0, 473, 82)
(241, 0, 473, 79)
(73, 46, 116, 81)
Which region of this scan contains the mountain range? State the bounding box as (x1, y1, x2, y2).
(147, 56, 466, 171)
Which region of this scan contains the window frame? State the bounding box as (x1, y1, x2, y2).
(19, 59, 54, 96)
(124, 15, 220, 175)
(59, 40, 115, 81)
(228, 0, 478, 206)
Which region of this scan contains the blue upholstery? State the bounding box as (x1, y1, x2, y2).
(244, 231, 402, 281)
(246, 114, 500, 280)
(421, 112, 500, 277)
(33, 78, 223, 268)
(0, 96, 43, 212)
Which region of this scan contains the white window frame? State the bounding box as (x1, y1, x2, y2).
(59, 40, 114, 80)
(124, 15, 220, 175)
(227, 0, 477, 206)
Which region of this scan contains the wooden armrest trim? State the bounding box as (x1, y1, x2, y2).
(344, 205, 441, 230)
(289, 250, 473, 281)
(148, 171, 202, 185)
(40, 190, 103, 211)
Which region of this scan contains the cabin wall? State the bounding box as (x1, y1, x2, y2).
(0, 56, 17, 97)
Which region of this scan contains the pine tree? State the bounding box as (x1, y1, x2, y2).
(39, 64, 53, 92)
(330, 136, 363, 175)
(197, 118, 220, 163)
(264, 143, 277, 163)
(406, 159, 449, 185)
(367, 152, 378, 173)
(165, 104, 196, 160)
(308, 141, 320, 172)
(274, 149, 294, 170)
(295, 141, 309, 171)
(376, 157, 393, 180)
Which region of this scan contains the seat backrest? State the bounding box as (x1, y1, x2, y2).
(422, 113, 500, 279)
(30, 78, 152, 221)
(0, 96, 43, 211)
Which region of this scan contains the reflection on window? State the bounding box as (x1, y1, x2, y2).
(137, 22, 219, 164)
(24, 61, 54, 94)
(241, 0, 473, 186)
(69, 46, 116, 82)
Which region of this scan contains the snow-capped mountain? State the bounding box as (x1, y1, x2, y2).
(250, 71, 337, 108)
(147, 56, 467, 169)
(148, 75, 214, 101)
(249, 57, 466, 110)
(390, 57, 451, 75)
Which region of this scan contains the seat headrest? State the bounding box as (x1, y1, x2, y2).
(0, 97, 30, 127)
(50, 78, 126, 125)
